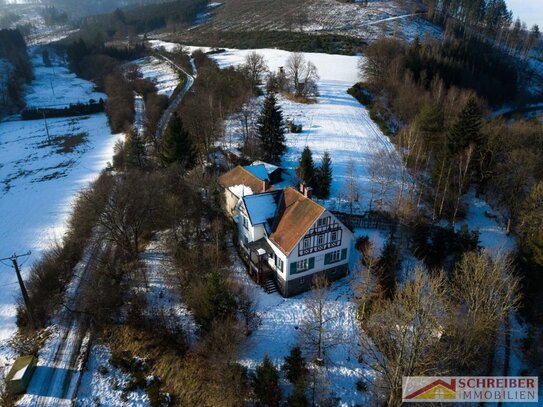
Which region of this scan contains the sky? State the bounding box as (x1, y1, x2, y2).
(507, 0, 542, 28)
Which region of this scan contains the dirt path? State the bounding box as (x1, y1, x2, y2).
(17, 239, 102, 406)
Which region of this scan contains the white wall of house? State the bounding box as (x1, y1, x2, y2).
(224, 189, 240, 217)
(234, 202, 353, 286)
(284, 211, 353, 281)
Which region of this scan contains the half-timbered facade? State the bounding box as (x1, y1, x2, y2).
(234, 186, 353, 297)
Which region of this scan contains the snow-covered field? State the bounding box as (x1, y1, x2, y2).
(131, 56, 179, 97)
(0, 51, 120, 373)
(206, 46, 400, 211)
(25, 53, 104, 108)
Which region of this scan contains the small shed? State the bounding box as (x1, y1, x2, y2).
(6, 355, 37, 394)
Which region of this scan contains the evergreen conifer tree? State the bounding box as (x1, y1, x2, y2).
(257, 92, 286, 163)
(161, 112, 196, 168)
(447, 97, 482, 155)
(253, 355, 281, 407)
(297, 146, 315, 187)
(316, 151, 332, 199)
(124, 130, 146, 169)
(283, 346, 308, 385)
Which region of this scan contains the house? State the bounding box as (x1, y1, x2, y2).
(235, 185, 354, 297)
(219, 165, 271, 217)
(218, 162, 286, 217)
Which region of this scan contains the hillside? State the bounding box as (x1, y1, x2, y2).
(165, 0, 441, 52)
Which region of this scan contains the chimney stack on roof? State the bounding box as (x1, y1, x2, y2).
(299, 183, 313, 199)
(263, 179, 269, 192)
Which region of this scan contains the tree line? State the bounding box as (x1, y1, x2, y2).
(21, 99, 105, 120)
(0, 28, 32, 117)
(420, 0, 541, 60)
(356, 17, 543, 379)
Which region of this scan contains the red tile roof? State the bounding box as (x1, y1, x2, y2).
(219, 165, 268, 196)
(269, 187, 325, 255)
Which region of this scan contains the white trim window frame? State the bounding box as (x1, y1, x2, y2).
(297, 258, 309, 271)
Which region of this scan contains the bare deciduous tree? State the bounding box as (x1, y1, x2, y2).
(360, 268, 453, 407)
(342, 158, 360, 214)
(242, 51, 268, 92)
(285, 53, 319, 98)
(299, 274, 341, 365)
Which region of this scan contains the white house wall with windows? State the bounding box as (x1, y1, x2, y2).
(235, 186, 354, 297)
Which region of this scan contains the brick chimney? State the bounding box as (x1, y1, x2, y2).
(299, 183, 313, 199)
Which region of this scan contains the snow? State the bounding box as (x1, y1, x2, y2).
(11, 364, 30, 381)
(76, 343, 149, 407)
(251, 160, 279, 174)
(206, 47, 400, 212)
(137, 233, 198, 344)
(244, 164, 269, 181)
(456, 190, 516, 254)
(25, 53, 104, 108)
(229, 246, 371, 405)
(228, 184, 253, 198)
(0, 54, 121, 378)
(244, 193, 278, 225)
(132, 56, 179, 97)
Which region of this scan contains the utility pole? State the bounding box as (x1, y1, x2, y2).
(43, 111, 50, 142)
(0, 252, 37, 330)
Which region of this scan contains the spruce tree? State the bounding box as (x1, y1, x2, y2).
(283, 346, 308, 385)
(297, 146, 315, 187)
(257, 92, 286, 163)
(253, 355, 281, 407)
(124, 130, 146, 169)
(161, 112, 196, 168)
(446, 97, 482, 155)
(317, 151, 332, 199)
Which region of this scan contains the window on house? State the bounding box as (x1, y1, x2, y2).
(317, 217, 329, 227)
(297, 259, 309, 271)
(303, 237, 311, 250)
(331, 231, 338, 242)
(317, 234, 325, 246)
(330, 250, 341, 263)
(276, 257, 283, 272)
(242, 216, 248, 230)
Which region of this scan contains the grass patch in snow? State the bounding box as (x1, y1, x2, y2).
(38, 132, 88, 154)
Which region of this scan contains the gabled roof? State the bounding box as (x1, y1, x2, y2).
(269, 187, 326, 255)
(219, 165, 267, 198)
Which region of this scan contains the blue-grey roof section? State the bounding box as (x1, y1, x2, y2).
(243, 164, 269, 181)
(243, 191, 280, 226)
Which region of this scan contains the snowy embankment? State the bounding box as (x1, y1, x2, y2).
(131, 56, 180, 97)
(0, 51, 121, 372)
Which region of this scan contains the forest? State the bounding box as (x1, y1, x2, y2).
(354, 4, 543, 377)
(0, 29, 32, 117)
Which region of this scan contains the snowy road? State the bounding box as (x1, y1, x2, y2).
(154, 54, 196, 139)
(17, 235, 102, 406)
(134, 94, 145, 136)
